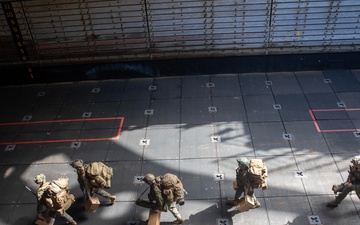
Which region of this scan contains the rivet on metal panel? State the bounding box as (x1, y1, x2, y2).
(70, 142, 81, 148)
(211, 135, 221, 143)
(294, 170, 305, 178)
(144, 109, 154, 116)
(133, 176, 145, 184)
(4, 145, 16, 152)
(308, 215, 321, 225)
(82, 112, 92, 118)
(139, 138, 150, 146)
(217, 218, 229, 225)
(273, 104, 282, 110)
(213, 173, 225, 181)
(23, 115, 32, 121)
(337, 101, 346, 108)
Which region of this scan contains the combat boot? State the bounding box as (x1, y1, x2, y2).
(226, 198, 239, 206)
(109, 195, 116, 204)
(172, 217, 184, 224)
(326, 200, 339, 207)
(332, 184, 344, 194)
(253, 201, 261, 208)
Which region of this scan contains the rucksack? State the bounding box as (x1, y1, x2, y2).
(86, 162, 113, 188)
(160, 173, 184, 203)
(43, 178, 75, 215)
(248, 159, 268, 189)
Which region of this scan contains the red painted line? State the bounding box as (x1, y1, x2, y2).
(308, 110, 322, 132)
(0, 117, 124, 145)
(311, 108, 360, 112)
(344, 108, 360, 111)
(0, 117, 122, 126)
(321, 129, 358, 133)
(311, 108, 344, 112)
(113, 117, 124, 139)
(309, 108, 359, 133)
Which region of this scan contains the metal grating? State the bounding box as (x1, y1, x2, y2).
(1, 0, 360, 66)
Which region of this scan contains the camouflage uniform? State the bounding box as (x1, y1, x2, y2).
(34, 174, 77, 225)
(141, 173, 185, 224)
(327, 156, 360, 207)
(70, 159, 116, 204)
(227, 157, 261, 208)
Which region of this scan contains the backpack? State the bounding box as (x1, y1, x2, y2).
(160, 173, 184, 203)
(86, 162, 113, 188)
(43, 178, 75, 215)
(248, 159, 268, 189)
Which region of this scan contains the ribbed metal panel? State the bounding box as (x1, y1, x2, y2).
(147, 0, 270, 59)
(15, 0, 149, 62)
(0, 0, 359, 65)
(269, 0, 360, 53)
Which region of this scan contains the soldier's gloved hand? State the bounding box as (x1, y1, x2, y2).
(345, 182, 353, 188)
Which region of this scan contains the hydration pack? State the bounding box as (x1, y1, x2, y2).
(86, 162, 113, 188)
(43, 178, 75, 215)
(160, 173, 184, 203)
(248, 159, 268, 189)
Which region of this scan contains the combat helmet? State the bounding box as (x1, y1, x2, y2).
(34, 174, 46, 184)
(351, 155, 360, 165)
(237, 157, 250, 168)
(143, 173, 156, 184)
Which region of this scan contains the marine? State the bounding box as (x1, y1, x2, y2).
(227, 157, 267, 209)
(137, 173, 185, 224)
(34, 174, 77, 225)
(327, 155, 360, 207)
(71, 159, 116, 204)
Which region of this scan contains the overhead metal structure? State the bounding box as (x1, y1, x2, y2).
(0, 0, 359, 67)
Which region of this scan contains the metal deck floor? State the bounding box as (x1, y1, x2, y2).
(1, 70, 360, 225)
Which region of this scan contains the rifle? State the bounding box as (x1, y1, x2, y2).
(136, 186, 157, 209)
(332, 165, 353, 194)
(25, 185, 37, 198)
